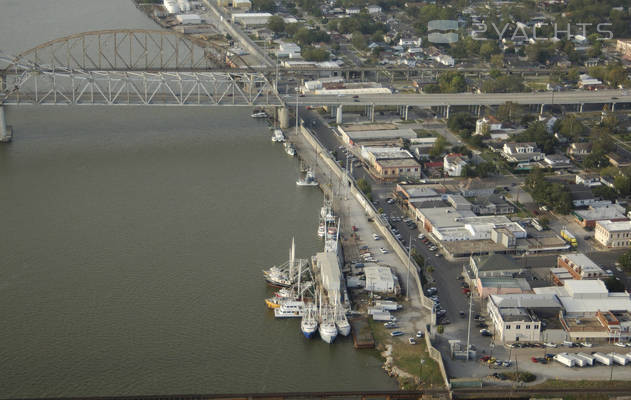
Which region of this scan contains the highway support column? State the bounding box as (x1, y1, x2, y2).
(278, 107, 290, 129)
(336, 105, 343, 124)
(0, 105, 12, 143)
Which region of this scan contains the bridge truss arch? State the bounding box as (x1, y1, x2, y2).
(3, 29, 234, 72)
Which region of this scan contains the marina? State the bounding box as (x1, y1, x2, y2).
(263, 200, 351, 344)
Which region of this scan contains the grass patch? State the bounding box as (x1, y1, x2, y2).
(414, 129, 438, 138)
(368, 318, 444, 388)
(504, 371, 536, 382)
(529, 379, 631, 400)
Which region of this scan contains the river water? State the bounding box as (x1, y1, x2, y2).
(0, 1, 395, 397)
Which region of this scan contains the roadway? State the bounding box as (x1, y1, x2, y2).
(286, 89, 631, 107)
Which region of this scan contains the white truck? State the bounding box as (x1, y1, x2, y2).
(568, 354, 586, 367)
(375, 300, 402, 311)
(554, 353, 576, 367)
(593, 352, 613, 366)
(371, 311, 393, 321)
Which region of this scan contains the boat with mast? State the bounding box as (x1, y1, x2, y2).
(334, 300, 351, 336)
(318, 291, 338, 344)
(296, 169, 318, 186)
(262, 238, 302, 287)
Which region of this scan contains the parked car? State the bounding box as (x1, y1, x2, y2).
(408, 337, 417, 345)
(480, 329, 492, 337)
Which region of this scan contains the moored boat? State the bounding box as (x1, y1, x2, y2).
(296, 170, 318, 186)
(300, 303, 318, 338)
(251, 111, 267, 118)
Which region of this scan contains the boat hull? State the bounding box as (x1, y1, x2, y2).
(336, 323, 351, 336)
(265, 298, 281, 309)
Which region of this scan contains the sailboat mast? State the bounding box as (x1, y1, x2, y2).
(289, 237, 295, 282)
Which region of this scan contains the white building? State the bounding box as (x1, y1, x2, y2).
(231, 12, 272, 26)
(176, 14, 202, 24)
(345, 7, 361, 14)
(544, 154, 571, 167)
(557, 253, 606, 280)
(277, 42, 301, 58)
(487, 294, 562, 343)
(434, 54, 454, 66)
(475, 116, 502, 135)
(595, 220, 631, 248)
(233, 0, 252, 9)
(443, 153, 467, 177)
(399, 38, 422, 47)
(501, 142, 544, 164)
(316, 251, 341, 303)
(367, 5, 382, 14)
(364, 265, 397, 293)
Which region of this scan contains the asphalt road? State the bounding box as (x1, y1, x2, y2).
(286, 89, 631, 107)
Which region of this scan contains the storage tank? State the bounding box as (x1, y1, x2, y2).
(593, 352, 613, 366)
(612, 353, 628, 366)
(575, 352, 594, 366)
(554, 353, 576, 367)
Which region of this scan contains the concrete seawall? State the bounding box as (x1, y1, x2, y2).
(297, 124, 451, 389)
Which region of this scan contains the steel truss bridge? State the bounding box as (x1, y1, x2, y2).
(0, 29, 283, 107)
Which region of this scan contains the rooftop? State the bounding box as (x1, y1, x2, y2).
(376, 158, 421, 168)
(597, 220, 631, 232)
(490, 293, 562, 309)
(471, 253, 522, 271)
(574, 205, 626, 221)
(342, 128, 417, 141)
(559, 253, 603, 273)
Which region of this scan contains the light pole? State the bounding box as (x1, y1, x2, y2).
(406, 233, 412, 301)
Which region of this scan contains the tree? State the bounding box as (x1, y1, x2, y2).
(437, 71, 466, 93)
(618, 250, 631, 273)
(357, 178, 372, 196)
(351, 31, 367, 50)
(480, 41, 500, 60)
(556, 115, 586, 139)
(301, 46, 329, 61)
(447, 112, 476, 137)
(490, 54, 505, 69)
(267, 16, 285, 34)
(481, 74, 526, 93)
(429, 136, 448, 158)
(614, 175, 631, 196)
(252, 0, 275, 12)
(604, 277, 625, 292)
(497, 101, 517, 123)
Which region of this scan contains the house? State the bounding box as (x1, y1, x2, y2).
(575, 173, 601, 187)
(231, 12, 272, 26)
(501, 142, 544, 165)
(459, 178, 495, 197)
(345, 7, 361, 14)
(443, 153, 468, 176)
(435, 54, 455, 66)
(616, 39, 631, 58)
(595, 220, 631, 248)
(567, 184, 596, 207)
(233, 0, 252, 9)
(367, 4, 382, 14)
(399, 37, 422, 47)
(578, 74, 604, 90)
(361, 147, 421, 181)
(544, 154, 571, 167)
(568, 142, 592, 157)
(471, 194, 515, 215)
(475, 116, 502, 135)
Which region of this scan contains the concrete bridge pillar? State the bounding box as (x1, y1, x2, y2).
(370, 103, 375, 122)
(445, 105, 450, 119)
(0, 106, 12, 143)
(580, 103, 584, 113)
(336, 105, 343, 124)
(612, 102, 616, 112)
(278, 107, 290, 129)
(539, 103, 544, 116)
(404, 105, 409, 121)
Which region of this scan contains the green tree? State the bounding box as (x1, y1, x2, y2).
(604, 276, 625, 292)
(351, 31, 367, 50)
(252, 0, 275, 12)
(618, 250, 631, 273)
(301, 46, 329, 61)
(480, 41, 500, 60)
(429, 136, 448, 158)
(497, 101, 517, 123)
(267, 15, 285, 33)
(357, 178, 372, 196)
(438, 71, 466, 93)
(556, 115, 586, 139)
(490, 53, 504, 69)
(447, 112, 476, 137)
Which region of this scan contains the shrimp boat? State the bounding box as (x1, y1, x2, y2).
(319, 305, 338, 344)
(284, 142, 296, 156)
(334, 302, 351, 336)
(272, 129, 286, 143)
(262, 238, 305, 287)
(296, 170, 318, 187)
(274, 300, 305, 318)
(301, 303, 319, 338)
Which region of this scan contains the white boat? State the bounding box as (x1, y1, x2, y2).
(272, 129, 286, 143)
(319, 310, 338, 344)
(296, 170, 318, 186)
(335, 308, 351, 336)
(301, 303, 319, 338)
(284, 142, 295, 156)
(317, 222, 326, 238)
(251, 111, 267, 118)
(262, 266, 291, 287)
(320, 200, 335, 223)
(274, 300, 304, 318)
